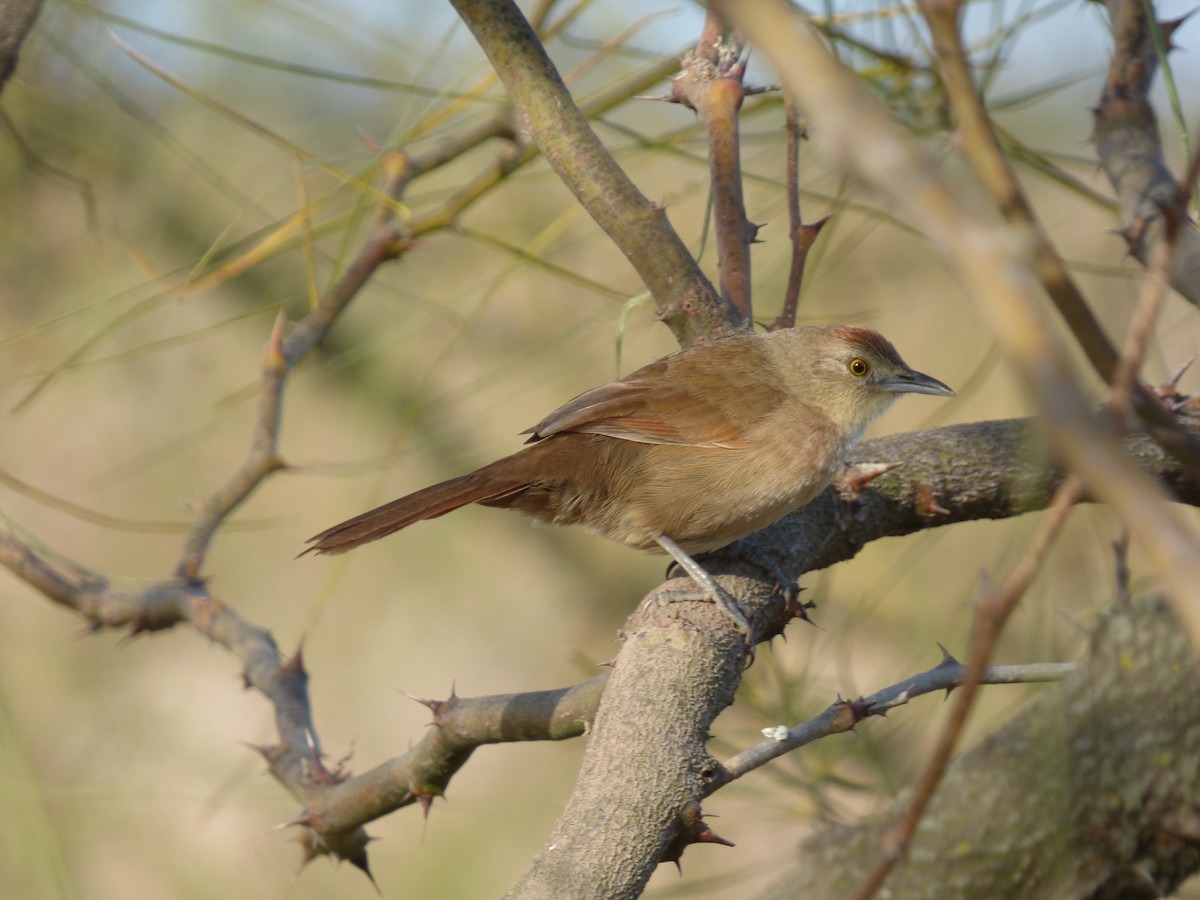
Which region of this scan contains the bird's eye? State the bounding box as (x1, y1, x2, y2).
(849, 358, 869, 377)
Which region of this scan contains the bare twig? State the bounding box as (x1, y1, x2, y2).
(769, 93, 827, 332)
(716, 658, 1073, 785)
(176, 314, 288, 579)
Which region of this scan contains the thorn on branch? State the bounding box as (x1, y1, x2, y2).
(265, 311, 287, 372)
(348, 850, 378, 892)
(403, 684, 460, 723)
(661, 800, 735, 870)
(786, 591, 818, 629)
(1157, 356, 1195, 401)
(418, 792, 434, 823)
(761, 575, 815, 639)
(915, 484, 950, 519)
(284, 812, 315, 831)
(836, 461, 904, 503)
(411, 782, 444, 823)
(935, 642, 962, 667)
(296, 828, 378, 889)
(799, 214, 831, 242)
(1161, 12, 1195, 51)
(1111, 220, 1147, 255)
(241, 740, 286, 765)
(283, 642, 307, 676)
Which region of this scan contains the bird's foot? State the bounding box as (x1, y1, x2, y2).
(728, 539, 803, 602)
(654, 534, 755, 658)
(731, 540, 821, 630)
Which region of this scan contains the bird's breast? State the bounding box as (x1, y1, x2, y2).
(608, 419, 852, 554)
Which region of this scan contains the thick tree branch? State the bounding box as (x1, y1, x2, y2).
(9, 408, 1200, 873)
(8, 405, 1200, 886)
(0, 23, 718, 880)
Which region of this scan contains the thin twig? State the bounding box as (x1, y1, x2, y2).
(176, 314, 288, 580)
(715, 659, 1073, 786)
(769, 91, 828, 332)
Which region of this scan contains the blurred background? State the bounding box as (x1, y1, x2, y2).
(1, 1, 1199, 897)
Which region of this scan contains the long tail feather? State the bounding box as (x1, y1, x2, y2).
(303, 473, 527, 555)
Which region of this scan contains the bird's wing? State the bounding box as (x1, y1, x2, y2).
(521, 340, 786, 448)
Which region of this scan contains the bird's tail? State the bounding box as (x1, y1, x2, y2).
(302, 470, 528, 555)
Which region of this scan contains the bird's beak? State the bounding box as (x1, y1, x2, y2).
(881, 369, 956, 397)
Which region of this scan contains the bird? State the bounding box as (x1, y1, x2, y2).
(304, 325, 954, 639)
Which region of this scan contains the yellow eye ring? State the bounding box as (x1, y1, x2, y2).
(849, 358, 869, 377)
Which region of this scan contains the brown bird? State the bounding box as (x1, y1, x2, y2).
(305, 325, 953, 637)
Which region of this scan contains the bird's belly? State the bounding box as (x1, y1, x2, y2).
(612, 440, 847, 555)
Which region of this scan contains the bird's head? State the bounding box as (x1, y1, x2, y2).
(769, 324, 955, 440)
